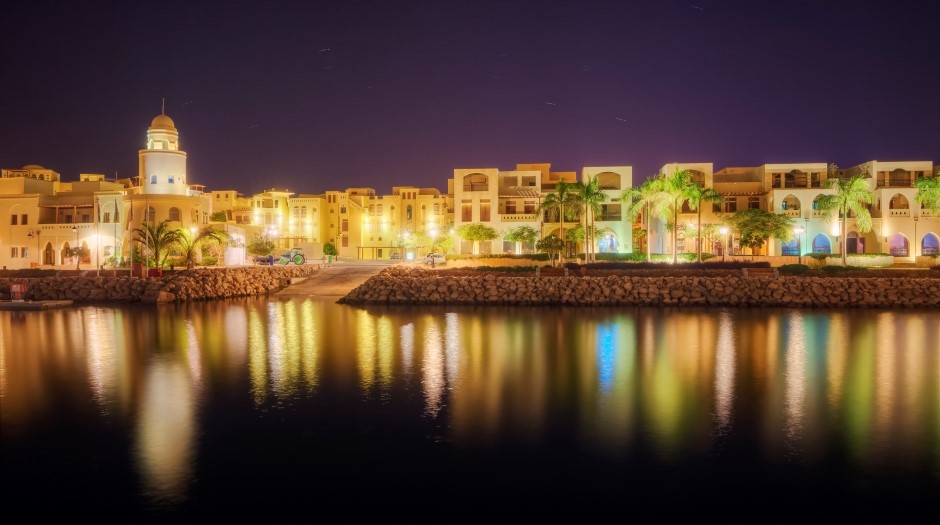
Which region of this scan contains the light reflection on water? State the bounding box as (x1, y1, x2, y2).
(1, 298, 938, 518)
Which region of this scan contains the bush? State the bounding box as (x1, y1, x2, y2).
(778, 264, 810, 275)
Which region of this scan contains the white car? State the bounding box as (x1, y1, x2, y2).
(424, 252, 446, 265)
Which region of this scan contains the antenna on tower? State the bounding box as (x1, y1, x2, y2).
(161, 98, 165, 115)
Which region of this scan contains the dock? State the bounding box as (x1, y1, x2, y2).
(0, 300, 74, 311)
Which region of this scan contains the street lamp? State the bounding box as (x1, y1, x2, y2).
(719, 226, 728, 262)
(429, 228, 438, 267)
(27, 229, 40, 267)
(793, 226, 804, 265)
(72, 226, 80, 270)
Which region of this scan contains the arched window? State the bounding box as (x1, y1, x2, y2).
(146, 206, 156, 223)
(889, 233, 909, 256)
(922, 233, 940, 255)
(169, 207, 181, 221)
(597, 172, 621, 190)
(150, 175, 157, 184)
(811, 234, 832, 254)
(406, 205, 413, 220)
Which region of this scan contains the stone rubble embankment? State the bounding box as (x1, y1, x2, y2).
(338, 267, 940, 308)
(0, 265, 322, 303)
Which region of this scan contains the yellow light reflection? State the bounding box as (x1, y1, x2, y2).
(135, 359, 195, 504)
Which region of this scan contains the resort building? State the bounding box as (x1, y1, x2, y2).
(2, 109, 938, 269)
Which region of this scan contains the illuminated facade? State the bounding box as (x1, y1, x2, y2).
(2, 110, 937, 268)
(658, 160, 940, 260)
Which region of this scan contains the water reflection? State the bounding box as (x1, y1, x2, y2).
(1, 299, 938, 515)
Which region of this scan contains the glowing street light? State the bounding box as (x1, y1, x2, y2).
(429, 227, 439, 267)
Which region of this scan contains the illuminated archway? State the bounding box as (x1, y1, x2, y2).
(811, 234, 832, 254)
(889, 233, 909, 257)
(922, 233, 939, 256)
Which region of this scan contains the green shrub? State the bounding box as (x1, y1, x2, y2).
(778, 264, 810, 275)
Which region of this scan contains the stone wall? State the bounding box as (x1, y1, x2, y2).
(0, 265, 323, 303)
(338, 267, 940, 308)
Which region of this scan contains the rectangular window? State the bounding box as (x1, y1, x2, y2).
(103, 212, 111, 223)
(10, 215, 17, 225)
(524, 201, 536, 214)
(461, 203, 472, 222)
(341, 219, 349, 232)
(505, 202, 517, 214)
(21, 214, 28, 225)
(480, 202, 491, 222)
(11, 247, 18, 257)
(22, 247, 29, 258)
(342, 236, 349, 248)
(748, 197, 760, 210)
(724, 198, 737, 213)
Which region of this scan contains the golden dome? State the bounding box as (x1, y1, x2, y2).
(150, 114, 176, 130)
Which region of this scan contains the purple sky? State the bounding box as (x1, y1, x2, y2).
(3, 0, 939, 195)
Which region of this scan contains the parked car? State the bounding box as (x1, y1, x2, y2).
(424, 252, 446, 265)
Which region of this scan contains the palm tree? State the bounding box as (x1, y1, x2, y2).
(572, 176, 607, 263)
(177, 226, 230, 267)
(133, 219, 185, 269)
(686, 184, 723, 262)
(619, 177, 659, 262)
(648, 167, 695, 264)
(538, 181, 578, 260)
(914, 174, 940, 215)
(817, 172, 873, 265)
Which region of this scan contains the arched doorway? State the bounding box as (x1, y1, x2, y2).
(846, 231, 865, 254)
(61, 242, 72, 265)
(889, 233, 909, 256)
(811, 234, 832, 254)
(597, 232, 619, 254)
(922, 233, 939, 255)
(43, 242, 55, 265)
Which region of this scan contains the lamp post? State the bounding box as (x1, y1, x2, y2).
(27, 229, 40, 267)
(719, 226, 728, 262)
(94, 234, 100, 276)
(794, 226, 804, 265)
(73, 226, 80, 270)
(429, 227, 438, 267)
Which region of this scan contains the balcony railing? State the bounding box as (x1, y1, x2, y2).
(500, 213, 538, 222)
(783, 209, 801, 217)
(889, 209, 910, 217)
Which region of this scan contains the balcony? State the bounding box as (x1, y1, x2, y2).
(889, 209, 910, 217)
(500, 213, 539, 222)
(783, 209, 801, 218)
(811, 210, 826, 218)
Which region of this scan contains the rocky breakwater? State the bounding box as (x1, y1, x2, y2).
(1, 265, 322, 304)
(338, 267, 940, 308)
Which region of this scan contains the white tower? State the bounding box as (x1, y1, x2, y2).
(138, 108, 187, 195)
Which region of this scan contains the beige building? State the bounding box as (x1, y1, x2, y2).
(3, 110, 937, 268)
(449, 163, 633, 257)
(655, 160, 940, 262)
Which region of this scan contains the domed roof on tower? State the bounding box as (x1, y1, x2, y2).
(150, 114, 176, 130)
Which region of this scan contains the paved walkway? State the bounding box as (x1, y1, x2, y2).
(276, 259, 393, 298)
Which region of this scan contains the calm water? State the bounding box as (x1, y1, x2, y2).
(1, 298, 938, 521)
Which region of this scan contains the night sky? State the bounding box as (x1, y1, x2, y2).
(3, 0, 939, 195)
